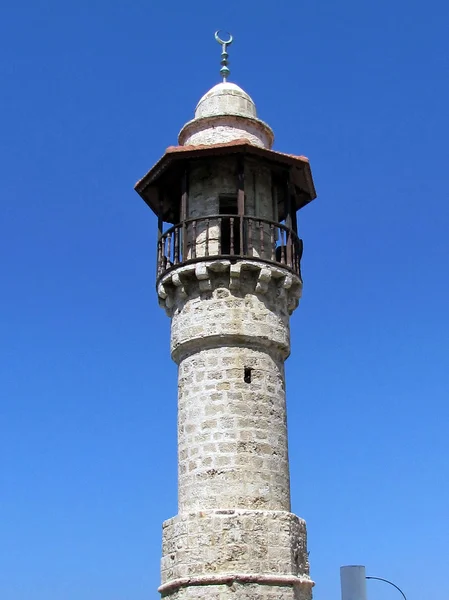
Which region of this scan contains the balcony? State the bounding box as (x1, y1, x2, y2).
(157, 215, 303, 281)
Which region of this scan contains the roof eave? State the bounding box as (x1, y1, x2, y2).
(135, 140, 317, 215)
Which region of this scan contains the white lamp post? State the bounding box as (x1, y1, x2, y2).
(340, 565, 408, 600)
(340, 565, 367, 600)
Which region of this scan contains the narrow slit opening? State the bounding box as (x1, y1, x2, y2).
(244, 367, 252, 384)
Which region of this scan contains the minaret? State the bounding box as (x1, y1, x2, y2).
(135, 32, 317, 600)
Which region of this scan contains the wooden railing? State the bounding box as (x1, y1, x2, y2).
(157, 215, 303, 280)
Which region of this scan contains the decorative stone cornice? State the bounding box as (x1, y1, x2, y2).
(157, 259, 302, 317)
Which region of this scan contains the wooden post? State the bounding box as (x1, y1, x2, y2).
(157, 188, 163, 276)
(291, 186, 299, 274)
(237, 158, 245, 255)
(272, 176, 279, 259)
(285, 171, 293, 268)
(181, 167, 189, 260)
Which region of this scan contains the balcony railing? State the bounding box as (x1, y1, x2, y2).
(157, 215, 303, 280)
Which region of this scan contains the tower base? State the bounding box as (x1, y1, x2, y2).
(159, 509, 313, 600)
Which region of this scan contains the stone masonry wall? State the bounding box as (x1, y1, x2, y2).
(177, 345, 290, 512)
(159, 509, 312, 600)
(185, 158, 276, 263)
(156, 262, 312, 599)
(179, 115, 272, 149)
(163, 582, 310, 600)
(170, 267, 291, 361)
(171, 267, 293, 513)
(156, 147, 311, 599)
(187, 158, 235, 259)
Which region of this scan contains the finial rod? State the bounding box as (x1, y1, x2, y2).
(215, 30, 233, 82)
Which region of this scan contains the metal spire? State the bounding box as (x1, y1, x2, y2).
(215, 30, 233, 82)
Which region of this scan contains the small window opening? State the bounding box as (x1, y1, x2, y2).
(244, 367, 252, 384)
(219, 194, 240, 255)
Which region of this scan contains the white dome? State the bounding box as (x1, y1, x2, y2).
(178, 81, 274, 149)
(195, 82, 257, 119)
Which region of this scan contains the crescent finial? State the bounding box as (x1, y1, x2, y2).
(214, 30, 233, 82)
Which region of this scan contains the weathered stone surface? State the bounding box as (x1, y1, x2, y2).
(156, 77, 313, 599)
(160, 510, 310, 584)
(160, 510, 312, 598)
(162, 582, 312, 600)
(157, 264, 312, 598)
(178, 82, 274, 149)
(169, 267, 293, 363)
(194, 83, 258, 120)
(177, 344, 290, 512)
(179, 117, 272, 150)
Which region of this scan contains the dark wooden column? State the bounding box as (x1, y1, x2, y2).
(157, 188, 163, 276)
(284, 170, 294, 267)
(237, 158, 245, 254)
(287, 174, 303, 276)
(181, 166, 189, 260)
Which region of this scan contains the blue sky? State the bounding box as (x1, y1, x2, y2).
(1, 1, 448, 599)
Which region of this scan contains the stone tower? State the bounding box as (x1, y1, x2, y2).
(135, 34, 316, 600)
